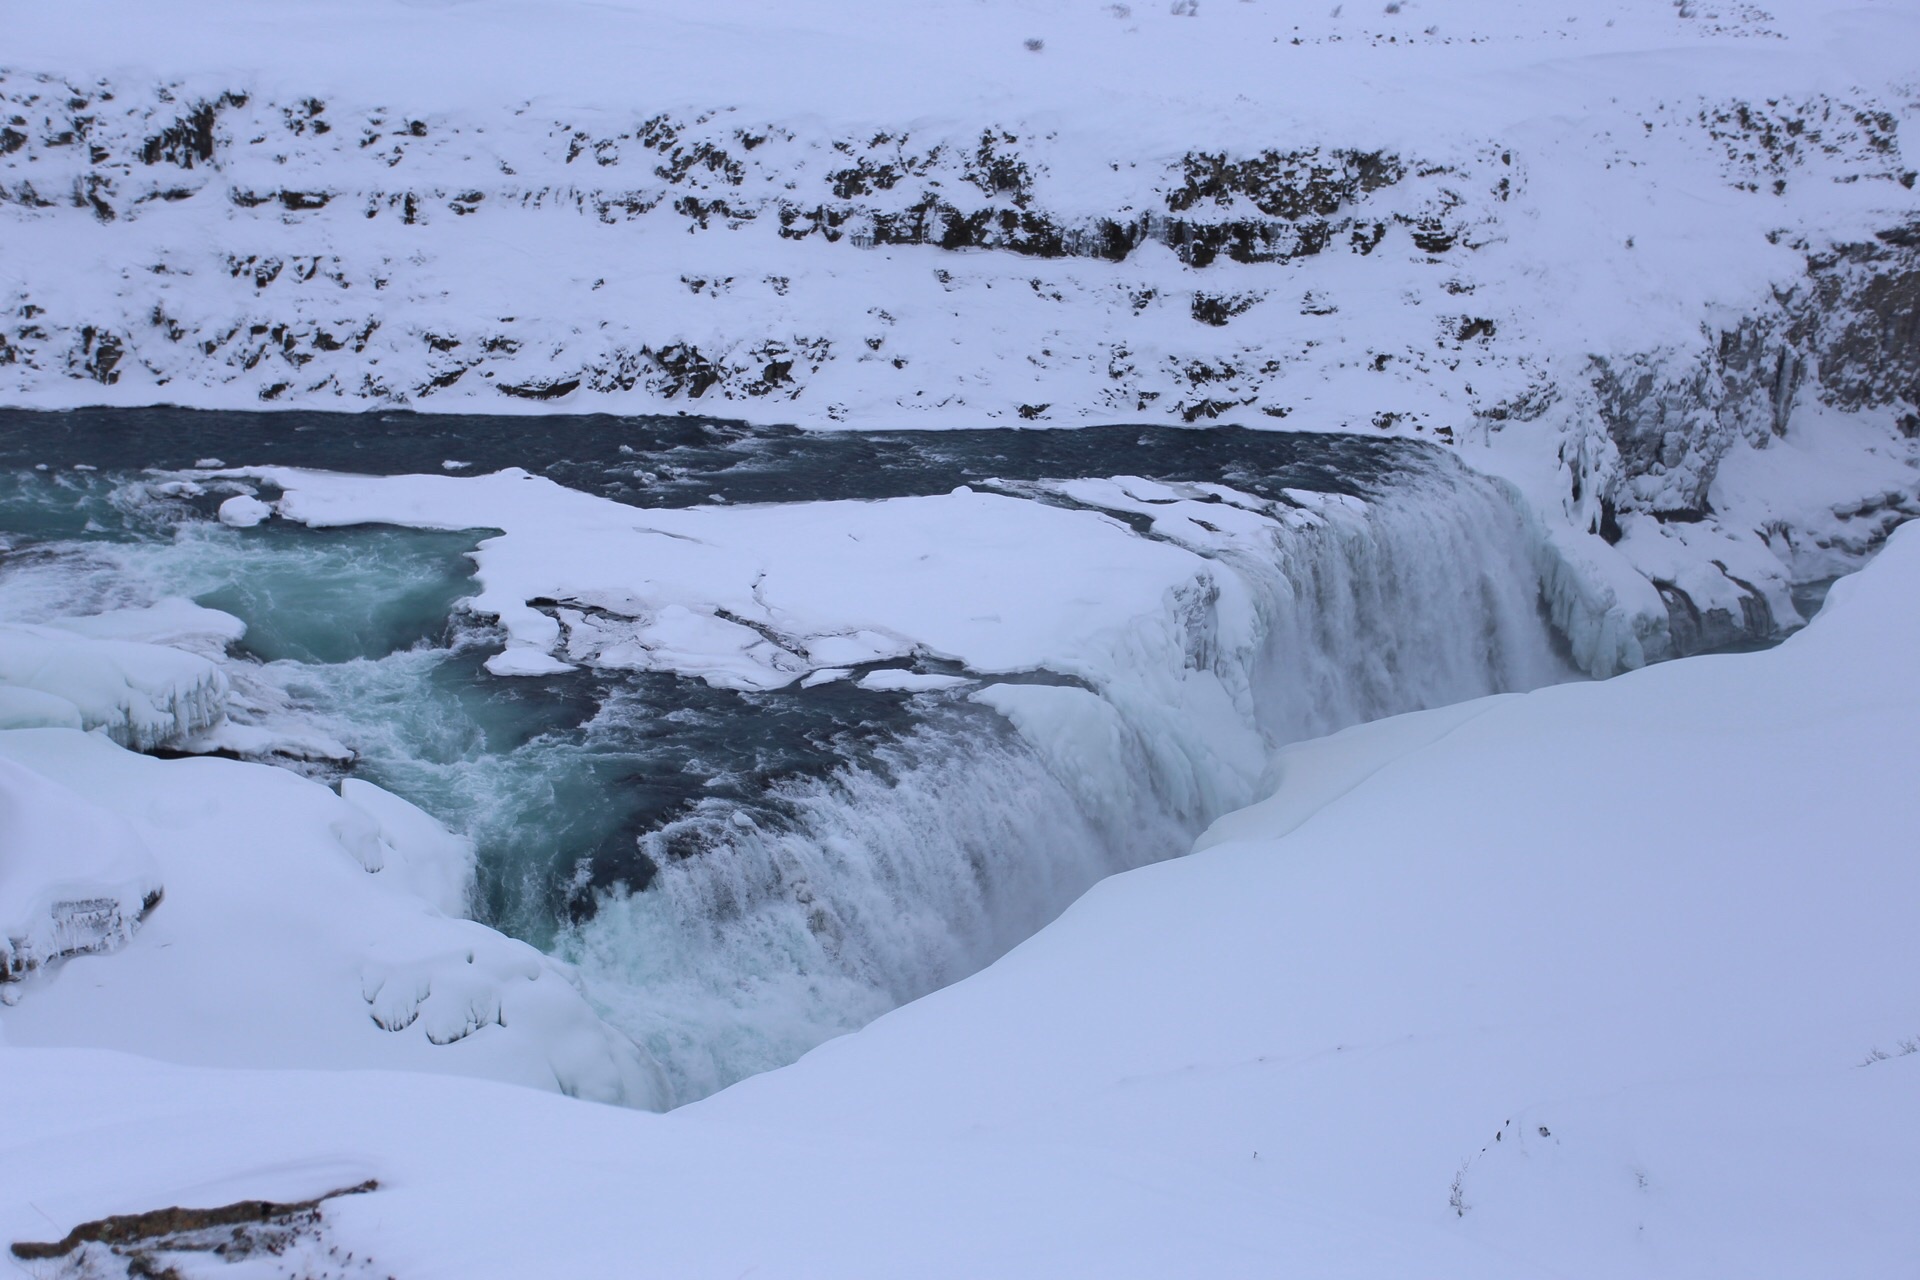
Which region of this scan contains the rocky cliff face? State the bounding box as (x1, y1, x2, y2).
(3, 6, 1917, 676)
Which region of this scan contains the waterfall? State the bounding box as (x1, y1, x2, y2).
(0, 442, 1571, 1107)
(560, 453, 1569, 1105)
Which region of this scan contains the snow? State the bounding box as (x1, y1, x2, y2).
(855, 669, 973, 693)
(1, 0, 1916, 674)
(215, 493, 271, 527)
(2, 0, 1918, 1266)
(337, 778, 475, 920)
(0, 685, 82, 733)
(235, 464, 1215, 690)
(0, 755, 159, 988)
(5, 510, 1919, 1277)
(0, 621, 229, 750)
(0, 729, 666, 1106)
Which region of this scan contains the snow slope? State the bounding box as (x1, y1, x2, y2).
(4, 493, 1917, 1278)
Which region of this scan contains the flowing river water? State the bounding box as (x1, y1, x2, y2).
(0, 408, 1571, 1101)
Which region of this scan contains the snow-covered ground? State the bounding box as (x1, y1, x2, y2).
(6, 510, 1918, 1279)
(4, 2, 1920, 1270)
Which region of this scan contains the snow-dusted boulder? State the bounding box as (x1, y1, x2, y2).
(0, 756, 161, 989)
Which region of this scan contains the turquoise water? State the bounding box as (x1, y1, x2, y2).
(0, 410, 1564, 1101)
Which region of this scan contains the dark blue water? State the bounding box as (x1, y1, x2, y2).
(0, 406, 1415, 507)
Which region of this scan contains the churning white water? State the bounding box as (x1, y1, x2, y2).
(0, 421, 1570, 1105)
(554, 462, 1568, 1101)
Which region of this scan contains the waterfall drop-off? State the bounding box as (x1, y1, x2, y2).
(0, 415, 1569, 1102)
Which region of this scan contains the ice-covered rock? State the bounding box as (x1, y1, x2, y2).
(0, 623, 229, 750)
(0, 755, 162, 988)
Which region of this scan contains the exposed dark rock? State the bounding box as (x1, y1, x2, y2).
(10, 1180, 378, 1268)
(498, 376, 581, 400)
(74, 325, 124, 383)
(1180, 397, 1247, 423)
(1190, 291, 1263, 326)
(1657, 572, 1777, 656)
(137, 92, 244, 168)
(1409, 219, 1455, 253)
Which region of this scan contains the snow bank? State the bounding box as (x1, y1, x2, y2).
(695, 519, 1920, 1274)
(337, 777, 475, 919)
(5, 520, 1920, 1276)
(0, 729, 665, 1107)
(0, 756, 160, 989)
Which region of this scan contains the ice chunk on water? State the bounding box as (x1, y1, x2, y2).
(218, 494, 273, 527)
(484, 646, 575, 677)
(857, 669, 973, 693)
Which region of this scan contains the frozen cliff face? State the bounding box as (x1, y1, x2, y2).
(1, 0, 1918, 674)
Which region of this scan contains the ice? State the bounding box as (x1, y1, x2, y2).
(856, 670, 973, 693)
(217, 494, 273, 527)
(0, 623, 229, 751)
